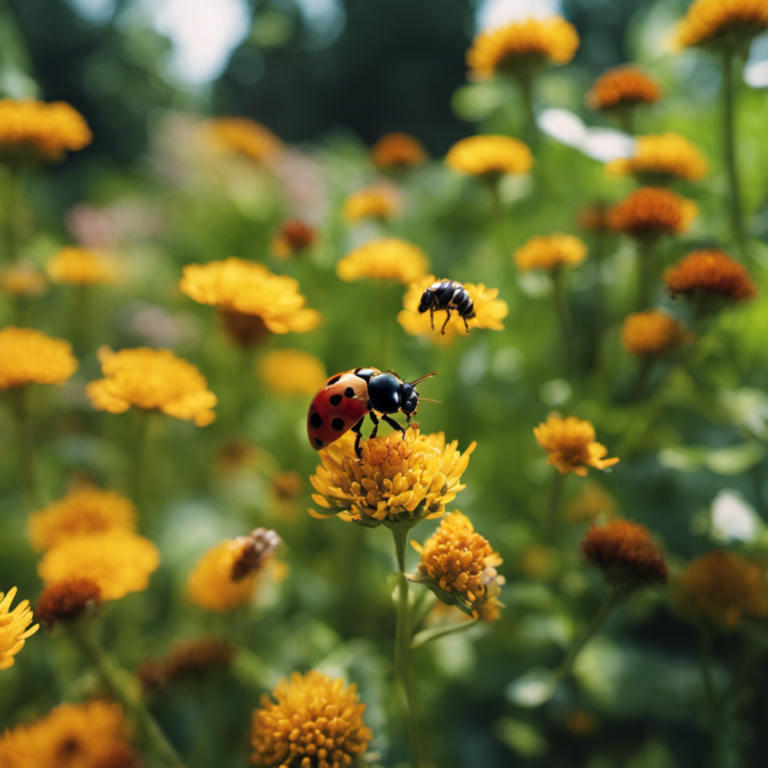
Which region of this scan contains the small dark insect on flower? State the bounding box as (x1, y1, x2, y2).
(417, 279, 476, 334)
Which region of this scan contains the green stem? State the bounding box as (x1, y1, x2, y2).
(9, 385, 40, 509)
(545, 471, 564, 542)
(377, 283, 390, 368)
(636, 239, 655, 311)
(616, 107, 635, 136)
(4, 163, 21, 264)
(487, 178, 509, 262)
(551, 267, 574, 378)
(70, 284, 92, 355)
(411, 618, 480, 649)
(517, 74, 539, 149)
(132, 410, 154, 513)
(635, 357, 653, 401)
(69, 622, 186, 768)
(699, 630, 724, 766)
(392, 527, 423, 768)
(722, 48, 746, 257)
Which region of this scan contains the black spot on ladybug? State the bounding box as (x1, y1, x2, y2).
(310, 412, 322, 428)
(327, 375, 341, 386)
(314, 438, 324, 447)
(332, 418, 345, 431)
(344, 387, 355, 398)
(329, 394, 342, 406)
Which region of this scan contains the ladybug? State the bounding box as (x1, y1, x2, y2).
(307, 368, 436, 458)
(417, 279, 476, 334)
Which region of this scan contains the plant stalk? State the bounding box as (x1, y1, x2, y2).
(699, 629, 724, 767)
(551, 267, 574, 378)
(9, 385, 40, 509)
(411, 617, 480, 649)
(721, 47, 746, 257)
(636, 239, 655, 311)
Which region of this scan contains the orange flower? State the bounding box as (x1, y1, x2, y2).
(587, 65, 662, 112)
(534, 415, 619, 476)
(270, 219, 317, 259)
(621, 310, 692, 357)
(608, 187, 697, 240)
(576, 203, 612, 233)
(371, 132, 427, 169)
(35, 578, 102, 626)
(207, 117, 281, 163)
(664, 249, 757, 302)
(672, 0, 768, 49)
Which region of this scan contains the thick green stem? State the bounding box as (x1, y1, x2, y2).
(132, 410, 154, 513)
(70, 622, 186, 768)
(636, 239, 655, 311)
(545, 471, 564, 542)
(9, 385, 40, 509)
(392, 527, 423, 768)
(4, 164, 21, 264)
(551, 267, 574, 378)
(722, 48, 746, 257)
(699, 630, 724, 767)
(411, 618, 480, 649)
(517, 75, 539, 149)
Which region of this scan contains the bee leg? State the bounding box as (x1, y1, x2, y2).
(351, 417, 366, 459)
(383, 413, 406, 440)
(441, 310, 452, 334)
(368, 410, 380, 439)
(430, 306, 435, 330)
(462, 314, 470, 332)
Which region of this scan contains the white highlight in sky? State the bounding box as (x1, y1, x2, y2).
(479, 0, 560, 30)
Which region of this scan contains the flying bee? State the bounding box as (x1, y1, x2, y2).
(417, 279, 476, 334)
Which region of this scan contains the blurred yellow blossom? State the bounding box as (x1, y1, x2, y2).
(0, 587, 38, 670)
(534, 415, 619, 476)
(587, 65, 662, 112)
(563, 482, 618, 523)
(672, 0, 768, 49)
(606, 134, 708, 184)
(337, 238, 428, 284)
(47, 246, 117, 285)
(270, 219, 317, 259)
(371, 132, 427, 169)
(0, 328, 77, 389)
(207, 117, 282, 163)
(445, 135, 532, 178)
(0, 262, 46, 296)
(514, 234, 587, 272)
(343, 184, 401, 222)
(258, 349, 326, 396)
(621, 310, 692, 358)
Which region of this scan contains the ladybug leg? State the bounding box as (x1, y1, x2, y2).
(368, 410, 380, 439)
(440, 310, 452, 334)
(351, 417, 366, 459)
(382, 413, 406, 439)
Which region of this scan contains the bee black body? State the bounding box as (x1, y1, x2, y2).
(417, 279, 476, 334)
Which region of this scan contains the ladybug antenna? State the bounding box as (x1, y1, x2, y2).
(417, 397, 442, 405)
(409, 371, 436, 387)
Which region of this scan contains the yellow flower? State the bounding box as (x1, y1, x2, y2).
(0, 328, 77, 389)
(519, 544, 559, 581)
(186, 528, 281, 612)
(180, 258, 321, 343)
(586, 65, 663, 112)
(310, 429, 476, 527)
(207, 117, 282, 163)
(467, 17, 580, 79)
(86, 347, 217, 426)
(621, 310, 692, 358)
(0, 262, 47, 297)
(47, 246, 117, 285)
(534, 415, 619, 476)
(563, 481, 617, 524)
(0, 99, 91, 163)
(28, 483, 137, 552)
(343, 184, 401, 222)
(412, 511, 504, 620)
(664, 249, 757, 303)
(606, 134, 708, 184)
(371, 132, 427, 169)
(608, 187, 697, 240)
(258, 349, 326, 396)
(38, 530, 160, 601)
(674, 550, 768, 629)
(445, 135, 533, 178)
(514, 233, 588, 272)
(35, 578, 102, 627)
(672, 0, 768, 50)
(270, 219, 317, 260)
(336, 238, 428, 284)
(0, 587, 38, 670)
(250, 670, 372, 768)
(398, 274, 508, 343)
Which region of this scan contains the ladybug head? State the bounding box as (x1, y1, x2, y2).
(417, 289, 437, 314)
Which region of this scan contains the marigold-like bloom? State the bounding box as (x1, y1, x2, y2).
(445, 135, 533, 178)
(664, 249, 757, 303)
(35, 578, 102, 627)
(398, 274, 508, 343)
(310, 429, 475, 526)
(608, 187, 697, 240)
(47, 246, 117, 285)
(343, 184, 401, 222)
(371, 132, 427, 169)
(606, 134, 708, 184)
(337, 238, 428, 284)
(674, 550, 768, 628)
(0, 99, 91, 162)
(576, 203, 612, 233)
(467, 17, 580, 79)
(251, 670, 372, 768)
(28, 484, 137, 552)
(412, 511, 504, 619)
(258, 349, 326, 396)
(186, 529, 280, 612)
(138, 637, 236, 690)
(86, 347, 217, 426)
(0, 328, 77, 389)
(270, 219, 317, 260)
(621, 310, 692, 358)
(180, 258, 321, 342)
(534, 415, 619, 476)
(563, 481, 617, 524)
(207, 117, 282, 163)
(587, 65, 662, 112)
(0, 588, 38, 670)
(581, 520, 668, 586)
(520, 544, 559, 581)
(514, 233, 588, 272)
(0, 262, 46, 296)
(38, 531, 160, 601)
(671, 0, 768, 49)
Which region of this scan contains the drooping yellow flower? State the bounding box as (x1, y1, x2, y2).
(371, 132, 427, 169)
(514, 233, 588, 272)
(336, 238, 428, 284)
(674, 550, 768, 629)
(86, 347, 217, 426)
(310, 429, 476, 526)
(621, 310, 692, 358)
(180, 258, 321, 343)
(47, 246, 117, 285)
(207, 117, 282, 163)
(38, 531, 160, 601)
(563, 481, 618, 524)
(398, 274, 508, 343)
(664, 249, 757, 303)
(412, 511, 504, 620)
(186, 528, 281, 612)
(343, 184, 401, 222)
(269, 219, 317, 260)
(606, 134, 708, 184)
(35, 578, 102, 627)
(0, 99, 91, 163)
(250, 670, 372, 768)
(608, 187, 697, 240)
(0, 262, 47, 296)
(445, 135, 533, 178)
(28, 483, 137, 552)
(0, 328, 77, 389)
(257, 349, 326, 396)
(467, 17, 580, 79)
(0, 588, 38, 670)
(534, 415, 619, 476)
(586, 65, 663, 113)
(672, 0, 768, 50)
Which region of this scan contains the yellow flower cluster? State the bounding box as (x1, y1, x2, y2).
(0, 328, 77, 389)
(0, 587, 38, 670)
(47, 246, 117, 285)
(608, 187, 697, 240)
(672, 0, 768, 49)
(606, 134, 708, 184)
(310, 429, 475, 526)
(336, 238, 428, 284)
(207, 117, 282, 163)
(0, 262, 47, 296)
(258, 349, 327, 396)
(250, 671, 372, 768)
(534, 415, 619, 476)
(445, 135, 533, 178)
(621, 310, 691, 358)
(371, 132, 427, 169)
(586, 65, 662, 112)
(514, 233, 588, 272)
(343, 184, 401, 221)
(87, 347, 217, 426)
(0, 99, 91, 162)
